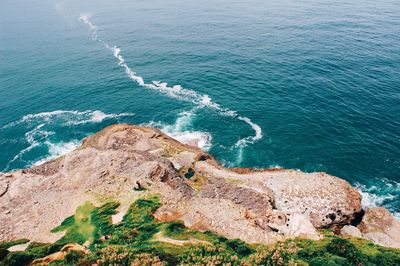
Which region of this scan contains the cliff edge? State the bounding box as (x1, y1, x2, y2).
(1, 124, 399, 249)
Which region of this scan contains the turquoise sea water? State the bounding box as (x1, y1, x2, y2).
(1, 0, 399, 217)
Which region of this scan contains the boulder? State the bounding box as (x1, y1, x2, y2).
(358, 207, 400, 248)
(341, 225, 362, 238)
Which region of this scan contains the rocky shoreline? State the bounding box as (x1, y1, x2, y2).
(1, 124, 399, 249)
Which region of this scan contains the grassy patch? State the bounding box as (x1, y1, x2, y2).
(52, 202, 97, 245)
(2, 196, 400, 266)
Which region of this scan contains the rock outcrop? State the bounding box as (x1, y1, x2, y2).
(0, 124, 398, 248)
(357, 208, 400, 249)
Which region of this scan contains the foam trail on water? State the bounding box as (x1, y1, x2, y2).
(236, 116, 263, 147)
(79, 13, 98, 40)
(79, 14, 262, 148)
(5, 110, 134, 127)
(4, 124, 49, 169)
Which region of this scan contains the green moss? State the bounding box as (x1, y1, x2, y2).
(308, 255, 348, 266)
(52, 202, 96, 245)
(326, 237, 363, 265)
(151, 241, 192, 256)
(225, 238, 254, 257)
(161, 221, 189, 239)
(296, 236, 400, 266)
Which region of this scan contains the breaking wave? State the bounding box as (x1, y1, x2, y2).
(2, 110, 134, 171)
(32, 140, 81, 166)
(355, 179, 400, 220)
(148, 110, 212, 151)
(79, 14, 262, 148)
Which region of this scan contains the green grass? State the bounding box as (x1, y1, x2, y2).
(0, 242, 64, 266)
(51, 200, 120, 246)
(2, 196, 400, 266)
(51, 201, 97, 245)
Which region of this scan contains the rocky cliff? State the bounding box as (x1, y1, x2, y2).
(1, 124, 399, 249)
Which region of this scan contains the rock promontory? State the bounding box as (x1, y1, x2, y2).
(1, 124, 399, 249)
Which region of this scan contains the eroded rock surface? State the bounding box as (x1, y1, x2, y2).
(0, 124, 396, 247)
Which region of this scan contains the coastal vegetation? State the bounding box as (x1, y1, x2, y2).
(1, 196, 399, 266)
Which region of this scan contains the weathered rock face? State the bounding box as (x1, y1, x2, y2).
(194, 162, 362, 230)
(0, 124, 394, 247)
(357, 208, 400, 249)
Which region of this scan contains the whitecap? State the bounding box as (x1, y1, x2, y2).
(147, 110, 212, 151)
(32, 140, 81, 166)
(70, 110, 134, 125)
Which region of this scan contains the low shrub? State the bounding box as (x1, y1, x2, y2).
(326, 238, 363, 265)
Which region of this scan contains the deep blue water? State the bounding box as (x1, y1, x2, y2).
(1, 0, 399, 217)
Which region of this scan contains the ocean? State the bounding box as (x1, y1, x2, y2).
(1, 0, 399, 218)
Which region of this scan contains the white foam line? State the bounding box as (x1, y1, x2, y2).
(236, 116, 263, 147)
(5, 110, 134, 127)
(79, 14, 263, 148)
(355, 181, 400, 220)
(3, 124, 49, 170)
(2, 110, 134, 171)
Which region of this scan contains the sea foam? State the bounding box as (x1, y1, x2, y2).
(148, 110, 212, 151)
(3, 110, 133, 171)
(79, 14, 262, 149)
(355, 179, 400, 220)
(32, 140, 81, 166)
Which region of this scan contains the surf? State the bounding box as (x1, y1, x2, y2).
(148, 109, 213, 151)
(1, 110, 134, 171)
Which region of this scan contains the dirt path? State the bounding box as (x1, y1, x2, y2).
(153, 232, 210, 246)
